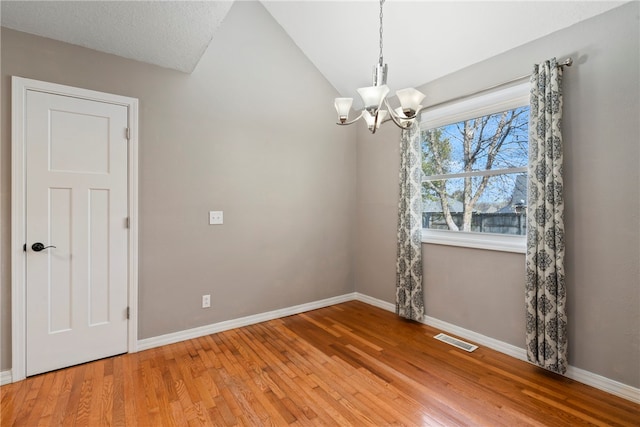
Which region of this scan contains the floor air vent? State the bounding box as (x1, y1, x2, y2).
(434, 333, 478, 352)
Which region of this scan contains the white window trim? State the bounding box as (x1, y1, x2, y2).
(420, 81, 529, 254)
(420, 82, 530, 130)
(422, 229, 526, 253)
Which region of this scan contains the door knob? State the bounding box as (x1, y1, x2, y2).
(32, 242, 56, 252)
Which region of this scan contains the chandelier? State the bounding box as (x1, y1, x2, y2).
(334, 0, 426, 134)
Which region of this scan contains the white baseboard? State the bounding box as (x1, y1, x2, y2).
(353, 293, 640, 404)
(354, 292, 395, 312)
(137, 293, 357, 351)
(7, 290, 636, 403)
(354, 292, 527, 361)
(565, 365, 640, 404)
(422, 314, 527, 361)
(0, 370, 12, 386)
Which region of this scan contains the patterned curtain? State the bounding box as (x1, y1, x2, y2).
(396, 122, 424, 321)
(525, 58, 567, 374)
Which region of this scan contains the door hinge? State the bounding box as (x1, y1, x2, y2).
(126, 127, 130, 141)
(126, 307, 130, 319)
(23, 243, 26, 252)
(126, 217, 130, 229)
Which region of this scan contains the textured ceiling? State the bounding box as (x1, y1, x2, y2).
(0, 0, 233, 73)
(1, 0, 628, 93)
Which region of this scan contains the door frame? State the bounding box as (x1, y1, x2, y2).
(11, 76, 139, 382)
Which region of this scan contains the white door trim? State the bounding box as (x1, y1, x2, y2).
(11, 76, 139, 382)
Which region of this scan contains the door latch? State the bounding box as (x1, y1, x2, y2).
(31, 242, 56, 252)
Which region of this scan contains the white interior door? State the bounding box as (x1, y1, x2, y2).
(25, 89, 129, 376)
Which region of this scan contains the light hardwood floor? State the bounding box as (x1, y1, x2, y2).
(1, 301, 638, 426)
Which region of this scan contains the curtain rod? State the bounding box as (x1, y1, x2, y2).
(423, 57, 573, 112)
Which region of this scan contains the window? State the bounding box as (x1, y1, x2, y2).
(420, 82, 529, 253)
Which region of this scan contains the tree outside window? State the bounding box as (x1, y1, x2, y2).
(422, 106, 529, 236)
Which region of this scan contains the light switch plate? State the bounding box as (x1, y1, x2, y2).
(209, 211, 223, 225)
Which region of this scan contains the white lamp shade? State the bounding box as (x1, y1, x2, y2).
(396, 88, 425, 117)
(362, 110, 374, 128)
(357, 85, 390, 112)
(376, 109, 389, 128)
(363, 109, 388, 131)
(334, 97, 353, 118)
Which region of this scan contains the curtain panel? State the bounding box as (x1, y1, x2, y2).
(525, 57, 568, 374)
(396, 122, 425, 321)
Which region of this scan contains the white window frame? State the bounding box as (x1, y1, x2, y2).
(420, 81, 529, 253)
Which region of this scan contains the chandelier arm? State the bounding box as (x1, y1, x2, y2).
(336, 111, 365, 126)
(387, 111, 412, 129)
(408, 104, 425, 119)
(383, 97, 426, 120)
(370, 110, 380, 134)
(383, 98, 414, 129)
(400, 105, 425, 121)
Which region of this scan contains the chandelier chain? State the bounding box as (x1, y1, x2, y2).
(379, 0, 384, 65)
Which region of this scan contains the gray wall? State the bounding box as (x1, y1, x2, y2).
(1, 0, 637, 392)
(355, 2, 639, 388)
(0, 1, 356, 370)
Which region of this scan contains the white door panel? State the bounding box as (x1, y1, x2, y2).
(25, 90, 129, 376)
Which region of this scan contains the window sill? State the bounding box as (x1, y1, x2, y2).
(422, 229, 526, 254)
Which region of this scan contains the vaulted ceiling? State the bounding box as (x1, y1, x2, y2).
(1, 1, 627, 99)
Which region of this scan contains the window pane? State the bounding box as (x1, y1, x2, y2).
(422, 106, 529, 176)
(422, 173, 527, 235)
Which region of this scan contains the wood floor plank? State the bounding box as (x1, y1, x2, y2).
(34, 370, 66, 426)
(21, 369, 55, 426)
(43, 366, 74, 427)
(9, 375, 43, 426)
(73, 363, 95, 425)
(2, 300, 639, 426)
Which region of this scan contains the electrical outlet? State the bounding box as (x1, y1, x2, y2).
(209, 211, 223, 225)
(202, 294, 211, 308)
